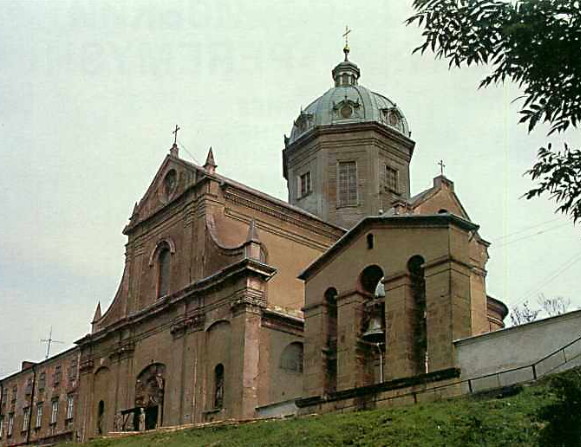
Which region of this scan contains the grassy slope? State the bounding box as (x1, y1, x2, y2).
(74, 381, 557, 447)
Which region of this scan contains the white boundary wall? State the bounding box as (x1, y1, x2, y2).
(455, 309, 581, 379)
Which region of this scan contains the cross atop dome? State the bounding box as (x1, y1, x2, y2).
(342, 26, 352, 61)
(332, 28, 360, 87)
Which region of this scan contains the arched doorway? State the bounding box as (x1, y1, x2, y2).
(135, 363, 166, 430)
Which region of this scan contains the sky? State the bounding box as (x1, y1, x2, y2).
(1, 0, 579, 377)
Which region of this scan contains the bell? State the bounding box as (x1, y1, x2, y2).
(374, 279, 385, 298)
(362, 314, 385, 344)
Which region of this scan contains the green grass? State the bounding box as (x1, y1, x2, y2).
(67, 372, 578, 447)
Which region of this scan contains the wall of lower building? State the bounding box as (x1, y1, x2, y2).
(0, 348, 80, 447)
(455, 309, 581, 379)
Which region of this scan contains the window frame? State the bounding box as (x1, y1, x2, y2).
(38, 372, 46, 391)
(337, 161, 358, 208)
(22, 407, 30, 433)
(53, 365, 62, 387)
(157, 244, 172, 299)
(65, 394, 74, 421)
(7, 413, 14, 437)
(297, 171, 312, 198)
(50, 399, 58, 426)
(384, 164, 399, 194)
(35, 403, 43, 429)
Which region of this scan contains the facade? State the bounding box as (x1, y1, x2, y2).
(1, 46, 512, 445)
(0, 349, 80, 446)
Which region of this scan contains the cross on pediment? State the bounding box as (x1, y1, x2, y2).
(172, 124, 180, 145)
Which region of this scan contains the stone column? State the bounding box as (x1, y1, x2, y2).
(336, 291, 367, 390)
(424, 259, 472, 372)
(384, 274, 416, 379)
(302, 302, 326, 398)
(229, 286, 264, 419)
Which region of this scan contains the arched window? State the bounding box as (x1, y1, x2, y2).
(366, 233, 374, 250)
(359, 265, 384, 296)
(280, 342, 304, 373)
(408, 255, 427, 374)
(157, 246, 171, 298)
(214, 364, 224, 409)
(324, 288, 338, 394)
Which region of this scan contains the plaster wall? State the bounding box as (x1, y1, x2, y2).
(455, 309, 581, 379)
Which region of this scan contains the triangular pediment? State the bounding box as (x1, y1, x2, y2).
(125, 155, 205, 232)
(410, 175, 471, 221)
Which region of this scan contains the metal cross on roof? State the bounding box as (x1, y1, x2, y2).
(343, 25, 352, 47)
(172, 124, 180, 146)
(438, 159, 446, 176)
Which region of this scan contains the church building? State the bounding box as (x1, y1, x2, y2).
(0, 44, 507, 446)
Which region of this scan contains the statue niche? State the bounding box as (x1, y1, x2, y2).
(134, 363, 166, 430)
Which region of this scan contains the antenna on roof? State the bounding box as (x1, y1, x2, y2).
(40, 327, 64, 360)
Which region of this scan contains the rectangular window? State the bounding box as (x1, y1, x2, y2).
(68, 359, 78, 382)
(66, 395, 74, 420)
(385, 165, 399, 193)
(7, 413, 14, 437)
(1, 387, 7, 405)
(25, 378, 33, 396)
(50, 399, 58, 425)
(298, 171, 312, 198)
(0, 416, 4, 438)
(22, 407, 30, 432)
(35, 403, 43, 429)
(53, 366, 62, 386)
(39, 372, 46, 390)
(11, 386, 17, 402)
(338, 161, 357, 207)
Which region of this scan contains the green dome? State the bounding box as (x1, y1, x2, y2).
(289, 49, 410, 145)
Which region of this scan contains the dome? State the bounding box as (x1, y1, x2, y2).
(288, 47, 410, 145)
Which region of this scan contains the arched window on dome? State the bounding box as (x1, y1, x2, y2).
(157, 245, 171, 298)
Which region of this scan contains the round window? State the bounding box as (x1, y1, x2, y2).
(340, 104, 353, 118)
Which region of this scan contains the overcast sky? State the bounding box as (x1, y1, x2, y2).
(1, 0, 579, 377)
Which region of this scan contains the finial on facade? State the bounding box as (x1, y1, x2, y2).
(245, 220, 262, 260)
(246, 220, 260, 243)
(92, 302, 102, 322)
(204, 147, 217, 174)
(342, 25, 352, 61)
(170, 124, 180, 157)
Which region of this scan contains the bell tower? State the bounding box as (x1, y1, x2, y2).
(283, 47, 415, 229)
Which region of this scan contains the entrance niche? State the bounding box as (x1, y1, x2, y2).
(97, 400, 105, 435)
(135, 363, 166, 430)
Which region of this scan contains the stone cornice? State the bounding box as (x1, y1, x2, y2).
(299, 214, 479, 281)
(262, 309, 304, 336)
(222, 185, 343, 241)
(283, 121, 416, 177)
(76, 258, 277, 347)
